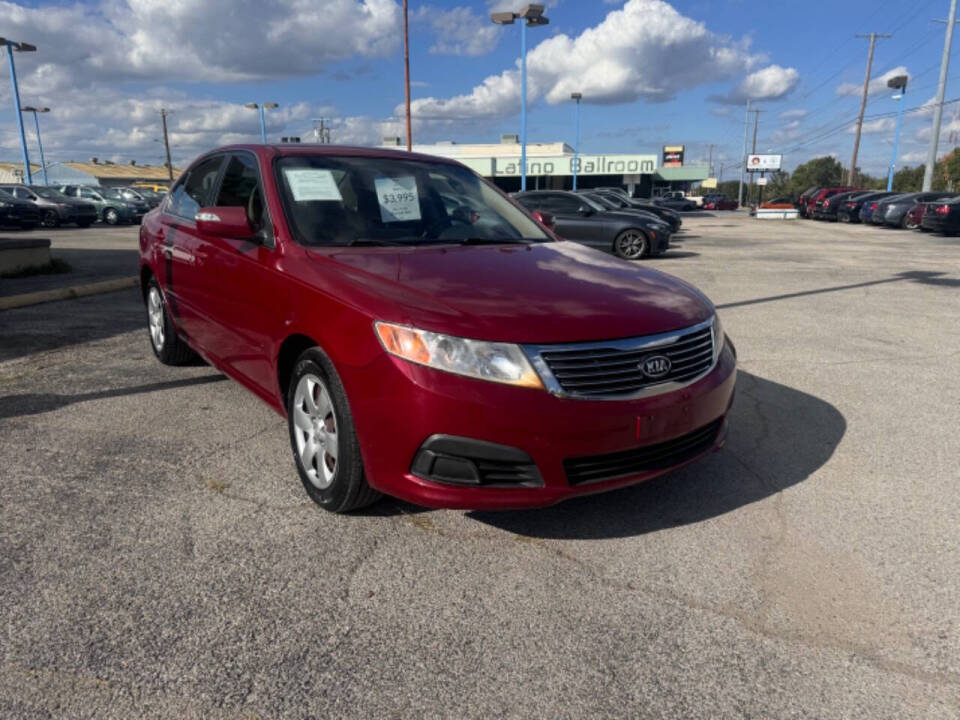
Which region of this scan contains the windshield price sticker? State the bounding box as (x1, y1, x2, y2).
(283, 168, 343, 202)
(375, 176, 421, 222)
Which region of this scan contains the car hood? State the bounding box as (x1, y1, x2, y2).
(306, 240, 712, 344)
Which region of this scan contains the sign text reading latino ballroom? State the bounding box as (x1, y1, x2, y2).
(461, 154, 658, 178)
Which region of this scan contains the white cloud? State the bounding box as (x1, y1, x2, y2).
(405, 0, 771, 121)
(0, 0, 401, 90)
(416, 5, 500, 56)
(849, 117, 896, 134)
(780, 108, 808, 120)
(836, 66, 911, 98)
(711, 65, 799, 104)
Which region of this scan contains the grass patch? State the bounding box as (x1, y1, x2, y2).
(1, 258, 72, 279)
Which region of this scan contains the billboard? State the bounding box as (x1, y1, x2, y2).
(662, 145, 684, 167)
(747, 154, 782, 172)
(457, 154, 658, 178)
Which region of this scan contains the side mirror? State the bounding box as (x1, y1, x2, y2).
(577, 205, 594, 216)
(195, 206, 257, 240)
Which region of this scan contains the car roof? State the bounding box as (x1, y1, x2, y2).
(207, 143, 464, 168)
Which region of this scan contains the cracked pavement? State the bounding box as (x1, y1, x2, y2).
(1, 215, 958, 718)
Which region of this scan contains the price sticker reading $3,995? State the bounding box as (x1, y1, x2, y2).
(375, 176, 422, 223)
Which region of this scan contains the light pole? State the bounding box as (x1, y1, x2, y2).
(571, 92, 582, 190)
(1, 38, 37, 184)
(886, 75, 908, 191)
(21, 106, 50, 185)
(491, 5, 549, 191)
(245, 102, 279, 143)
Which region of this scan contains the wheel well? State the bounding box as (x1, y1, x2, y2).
(139, 265, 153, 303)
(276, 334, 320, 402)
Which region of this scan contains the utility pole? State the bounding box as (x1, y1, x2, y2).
(849, 33, 890, 186)
(403, 0, 412, 151)
(924, 0, 959, 190)
(706, 143, 714, 176)
(313, 118, 332, 144)
(738, 98, 750, 208)
(749, 109, 764, 205)
(160, 108, 173, 182)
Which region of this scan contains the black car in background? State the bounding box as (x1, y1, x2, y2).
(920, 197, 960, 233)
(0, 187, 42, 229)
(589, 189, 683, 232)
(812, 191, 862, 221)
(513, 190, 671, 260)
(0, 184, 98, 228)
(872, 191, 955, 227)
(579, 190, 683, 233)
(838, 191, 898, 223)
(796, 187, 820, 218)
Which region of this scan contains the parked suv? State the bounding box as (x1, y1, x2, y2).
(57, 185, 148, 224)
(139, 145, 736, 512)
(0, 184, 97, 228)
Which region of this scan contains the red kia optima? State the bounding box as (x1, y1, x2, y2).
(139, 145, 736, 512)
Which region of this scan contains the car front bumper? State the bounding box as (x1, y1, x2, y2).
(343, 340, 737, 510)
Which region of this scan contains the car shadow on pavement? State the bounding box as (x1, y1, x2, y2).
(0, 375, 226, 420)
(467, 371, 846, 540)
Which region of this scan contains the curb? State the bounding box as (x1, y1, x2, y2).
(0, 276, 140, 311)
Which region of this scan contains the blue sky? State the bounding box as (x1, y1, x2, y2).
(2, 0, 959, 178)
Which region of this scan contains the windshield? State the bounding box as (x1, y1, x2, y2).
(32, 187, 66, 200)
(275, 155, 549, 247)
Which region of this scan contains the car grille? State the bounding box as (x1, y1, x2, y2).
(564, 418, 723, 485)
(532, 321, 715, 398)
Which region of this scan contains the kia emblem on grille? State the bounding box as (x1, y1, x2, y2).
(639, 354, 672, 378)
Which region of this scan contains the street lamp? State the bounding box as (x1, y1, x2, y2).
(491, 4, 549, 192)
(1, 38, 37, 184)
(21, 106, 50, 186)
(886, 75, 908, 192)
(245, 102, 279, 143)
(570, 92, 582, 190)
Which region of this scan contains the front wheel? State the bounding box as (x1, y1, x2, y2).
(103, 207, 119, 225)
(42, 210, 60, 228)
(287, 348, 380, 513)
(903, 215, 918, 230)
(613, 229, 649, 260)
(146, 279, 196, 365)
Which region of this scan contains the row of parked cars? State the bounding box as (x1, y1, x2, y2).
(797, 186, 960, 232)
(0, 183, 167, 230)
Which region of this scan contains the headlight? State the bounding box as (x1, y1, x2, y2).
(375, 321, 543, 389)
(0, 201, 11, 208)
(712, 313, 726, 362)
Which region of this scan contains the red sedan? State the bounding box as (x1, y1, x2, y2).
(139, 144, 736, 512)
(702, 195, 739, 210)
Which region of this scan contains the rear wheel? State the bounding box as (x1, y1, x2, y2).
(146, 279, 196, 365)
(613, 228, 649, 260)
(903, 214, 918, 230)
(287, 348, 380, 513)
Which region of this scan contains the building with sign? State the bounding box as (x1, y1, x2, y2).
(384, 135, 708, 197)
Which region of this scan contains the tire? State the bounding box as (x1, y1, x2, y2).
(103, 207, 119, 225)
(902, 214, 918, 230)
(41, 210, 60, 228)
(838, 212, 850, 223)
(613, 228, 649, 260)
(287, 348, 381, 513)
(146, 279, 196, 366)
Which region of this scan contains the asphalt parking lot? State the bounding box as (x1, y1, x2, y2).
(1, 215, 959, 719)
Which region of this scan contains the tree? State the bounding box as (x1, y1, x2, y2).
(891, 165, 924, 192)
(933, 147, 960, 191)
(787, 156, 845, 196)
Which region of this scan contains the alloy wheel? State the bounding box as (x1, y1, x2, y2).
(42, 210, 59, 228)
(147, 286, 165, 350)
(292, 374, 339, 489)
(616, 231, 647, 259)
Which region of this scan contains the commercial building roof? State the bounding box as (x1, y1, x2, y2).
(0, 160, 182, 185)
